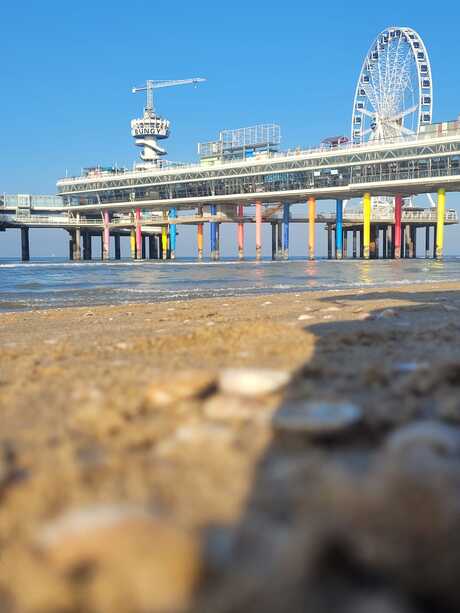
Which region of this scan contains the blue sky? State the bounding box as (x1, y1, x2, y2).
(1, 0, 460, 257)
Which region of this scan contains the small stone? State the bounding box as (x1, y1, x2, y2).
(395, 362, 429, 373)
(144, 370, 216, 407)
(204, 395, 272, 423)
(324, 306, 340, 312)
(376, 308, 399, 319)
(37, 505, 201, 612)
(218, 368, 291, 397)
(262, 301, 272, 306)
(273, 400, 362, 437)
(385, 420, 460, 458)
(323, 315, 333, 320)
(298, 314, 313, 321)
(83, 311, 94, 318)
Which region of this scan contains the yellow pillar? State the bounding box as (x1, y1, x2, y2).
(436, 188, 446, 259)
(162, 227, 168, 259)
(308, 196, 316, 259)
(363, 192, 371, 260)
(130, 229, 136, 259)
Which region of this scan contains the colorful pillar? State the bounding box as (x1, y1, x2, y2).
(169, 208, 177, 260)
(197, 223, 204, 260)
(394, 195, 402, 259)
(237, 204, 244, 260)
(335, 199, 343, 260)
(283, 203, 289, 259)
(130, 229, 136, 259)
(363, 192, 371, 259)
(210, 205, 217, 260)
(102, 210, 110, 260)
(255, 200, 262, 260)
(436, 188, 446, 259)
(308, 196, 316, 259)
(135, 208, 142, 259)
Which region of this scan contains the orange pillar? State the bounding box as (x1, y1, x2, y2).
(255, 200, 262, 260)
(308, 196, 316, 259)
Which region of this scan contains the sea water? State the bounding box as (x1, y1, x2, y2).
(1, 257, 460, 312)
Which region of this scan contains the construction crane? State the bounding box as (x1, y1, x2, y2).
(132, 78, 206, 115)
(131, 78, 206, 166)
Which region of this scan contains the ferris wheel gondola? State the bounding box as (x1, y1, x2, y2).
(351, 27, 433, 145)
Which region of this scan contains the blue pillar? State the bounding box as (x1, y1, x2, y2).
(210, 205, 217, 260)
(169, 208, 177, 259)
(336, 199, 343, 259)
(283, 204, 290, 259)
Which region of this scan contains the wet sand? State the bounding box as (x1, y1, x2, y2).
(1, 282, 460, 612)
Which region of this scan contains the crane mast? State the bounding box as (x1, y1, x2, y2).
(131, 78, 206, 166)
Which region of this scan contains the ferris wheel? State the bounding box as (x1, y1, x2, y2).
(351, 27, 433, 145)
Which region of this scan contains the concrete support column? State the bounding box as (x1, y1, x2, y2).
(102, 211, 110, 260)
(308, 197, 316, 259)
(359, 228, 364, 258)
(197, 223, 204, 260)
(335, 199, 343, 260)
(277, 221, 282, 259)
(142, 235, 147, 260)
(169, 208, 177, 260)
(362, 193, 371, 259)
(343, 230, 348, 259)
(74, 227, 81, 261)
(83, 232, 92, 260)
(425, 226, 430, 259)
(352, 230, 357, 258)
(130, 229, 136, 259)
(215, 223, 221, 260)
(327, 225, 332, 259)
(148, 235, 155, 259)
(20, 227, 30, 262)
(282, 203, 289, 259)
(255, 200, 262, 260)
(433, 226, 437, 259)
(237, 204, 244, 260)
(374, 226, 379, 259)
(436, 188, 446, 259)
(210, 205, 217, 260)
(69, 231, 75, 261)
(383, 226, 387, 259)
(412, 227, 417, 258)
(394, 194, 403, 259)
(158, 234, 164, 260)
(135, 208, 142, 259)
(114, 234, 121, 260)
(271, 222, 276, 260)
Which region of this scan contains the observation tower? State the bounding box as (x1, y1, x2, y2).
(131, 78, 206, 166)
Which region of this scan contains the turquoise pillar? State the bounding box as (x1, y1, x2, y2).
(336, 199, 343, 259)
(169, 208, 177, 259)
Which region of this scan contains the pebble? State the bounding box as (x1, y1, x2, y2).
(324, 306, 340, 312)
(323, 315, 333, 320)
(262, 301, 272, 306)
(37, 505, 201, 612)
(204, 395, 271, 423)
(144, 370, 216, 407)
(83, 311, 94, 318)
(273, 400, 362, 437)
(298, 314, 313, 321)
(218, 368, 291, 397)
(375, 308, 399, 319)
(395, 361, 429, 373)
(385, 420, 460, 458)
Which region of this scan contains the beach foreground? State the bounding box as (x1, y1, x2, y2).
(2, 282, 460, 612)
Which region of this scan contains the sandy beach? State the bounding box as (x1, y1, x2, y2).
(2, 282, 460, 612)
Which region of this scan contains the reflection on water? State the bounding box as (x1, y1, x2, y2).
(1, 257, 460, 311)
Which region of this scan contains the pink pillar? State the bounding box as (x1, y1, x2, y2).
(394, 195, 402, 259)
(103, 210, 110, 260)
(135, 208, 142, 259)
(237, 204, 244, 259)
(255, 200, 262, 260)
